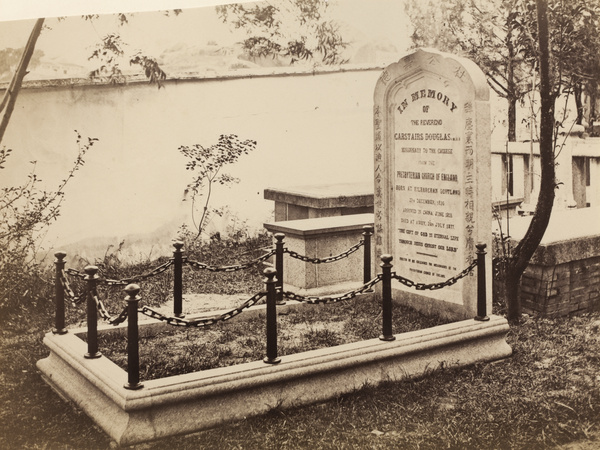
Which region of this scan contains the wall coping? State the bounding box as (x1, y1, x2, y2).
(264, 213, 373, 237)
(1, 63, 386, 92)
(507, 206, 600, 265)
(491, 139, 600, 158)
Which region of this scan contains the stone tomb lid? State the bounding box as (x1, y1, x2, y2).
(264, 182, 374, 208)
(264, 213, 374, 237)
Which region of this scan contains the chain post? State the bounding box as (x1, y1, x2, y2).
(124, 284, 144, 390)
(380, 255, 396, 341)
(274, 233, 286, 305)
(475, 243, 490, 321)
(173, 241, 184, 318)
(362, 225, 374, 289)
(53, 251, 68, 335)
(263, 267, 281, 364)
(84, 265, 102, 359)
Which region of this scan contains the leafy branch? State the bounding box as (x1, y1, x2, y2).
(179, 135, 256, 239)
(0, 131, 97, 309)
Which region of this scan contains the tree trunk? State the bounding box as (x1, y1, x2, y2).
(503, 0, 555, 323)
(0, 18, 44, 146)
(508, 97, 517, 142)
(506, 28, 517, 143)
(574, 81, 584, 125)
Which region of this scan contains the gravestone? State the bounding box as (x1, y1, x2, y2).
(373, 48, 492, 319)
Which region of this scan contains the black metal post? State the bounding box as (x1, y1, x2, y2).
(475, 243, 490, 321)
(274, 233, 286, 305)
(362, 225, 373, 288)
(53, 251, 68, 335)
(380, 254, 395, 341)
(263, 267, 281, 364)
(124, 284, 143, 390)
(84, 265, 102, 359)
(173, 241, 184, 317)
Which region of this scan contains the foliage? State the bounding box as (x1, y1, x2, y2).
(99, 296, 449, 380)
(405, 0, 536, 142)
(406, 0, 600, 135)
(86, 14, 168, 87)
(407, 0, 596, 321)
(179, 134, 257, 239)
(216, 0, 349, 66)
(3, 260, 600, 450)
(522, 0, 600, 124)
(0, 132, 96, 318)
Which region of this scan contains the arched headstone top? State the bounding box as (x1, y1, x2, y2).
(374, 48, 490, 105)
(372, 48, 492, 320)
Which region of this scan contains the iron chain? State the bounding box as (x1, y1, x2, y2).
(65, 259, 174, 286)
(66, 268, 86, 279)
(139, 291, 267, 327)
(392, 259, 477, 291)
(92, 290, 129, 325)
(184, 249, 276, 272)
(285, 240, 364, 264)
(59, 270, 86, 305)
(103, 259, 174, 286)
(59, 269, 128, 324)
(282, 275, 382, 304)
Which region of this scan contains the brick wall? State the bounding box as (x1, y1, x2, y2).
(520, 256, 600, 317)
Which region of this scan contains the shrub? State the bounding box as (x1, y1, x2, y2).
(0, 132, 96, 322)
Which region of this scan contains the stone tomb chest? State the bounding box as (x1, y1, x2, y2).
(373, 49, 492, 320)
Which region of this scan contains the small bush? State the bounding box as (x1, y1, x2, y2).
(0, 133, 96, 325)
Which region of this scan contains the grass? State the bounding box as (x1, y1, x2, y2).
(1, 234, 600, 449)
(98, 297, 450, 380)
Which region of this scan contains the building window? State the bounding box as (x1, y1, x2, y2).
(502, 153, 514, 196)
(585, 157, 591, 187)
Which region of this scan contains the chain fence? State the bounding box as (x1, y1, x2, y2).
(59, 269, 86, 305)
(139, 291, 267, 327)
(66, 260, 174, 286)
(184, 249, 276, 272)
(92, 291, 129, 325)
(392, 259, 477, 291)
(282, 275, 382, 304)
(285, 240, 364, 264)
(58, 270, 129, 325)
(55, 237, 479, 333)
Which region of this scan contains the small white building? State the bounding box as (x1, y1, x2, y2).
(491, 136, 600, 218)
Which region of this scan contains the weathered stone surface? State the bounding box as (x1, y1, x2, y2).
(264, 214, 373, 293)
(373, 49, 492, 320)
(38, 315, 511, 446)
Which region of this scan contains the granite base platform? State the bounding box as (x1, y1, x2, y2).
(37, 313, 511, 446)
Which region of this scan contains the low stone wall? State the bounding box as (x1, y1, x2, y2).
(520, 242, 600, 317)
(507, 207, 600, 317)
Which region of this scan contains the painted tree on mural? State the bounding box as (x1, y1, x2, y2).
(216, 0, 349, 65)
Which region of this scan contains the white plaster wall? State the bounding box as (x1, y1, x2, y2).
(491, 139, 600, 213)
(3, 70, 380, 258)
